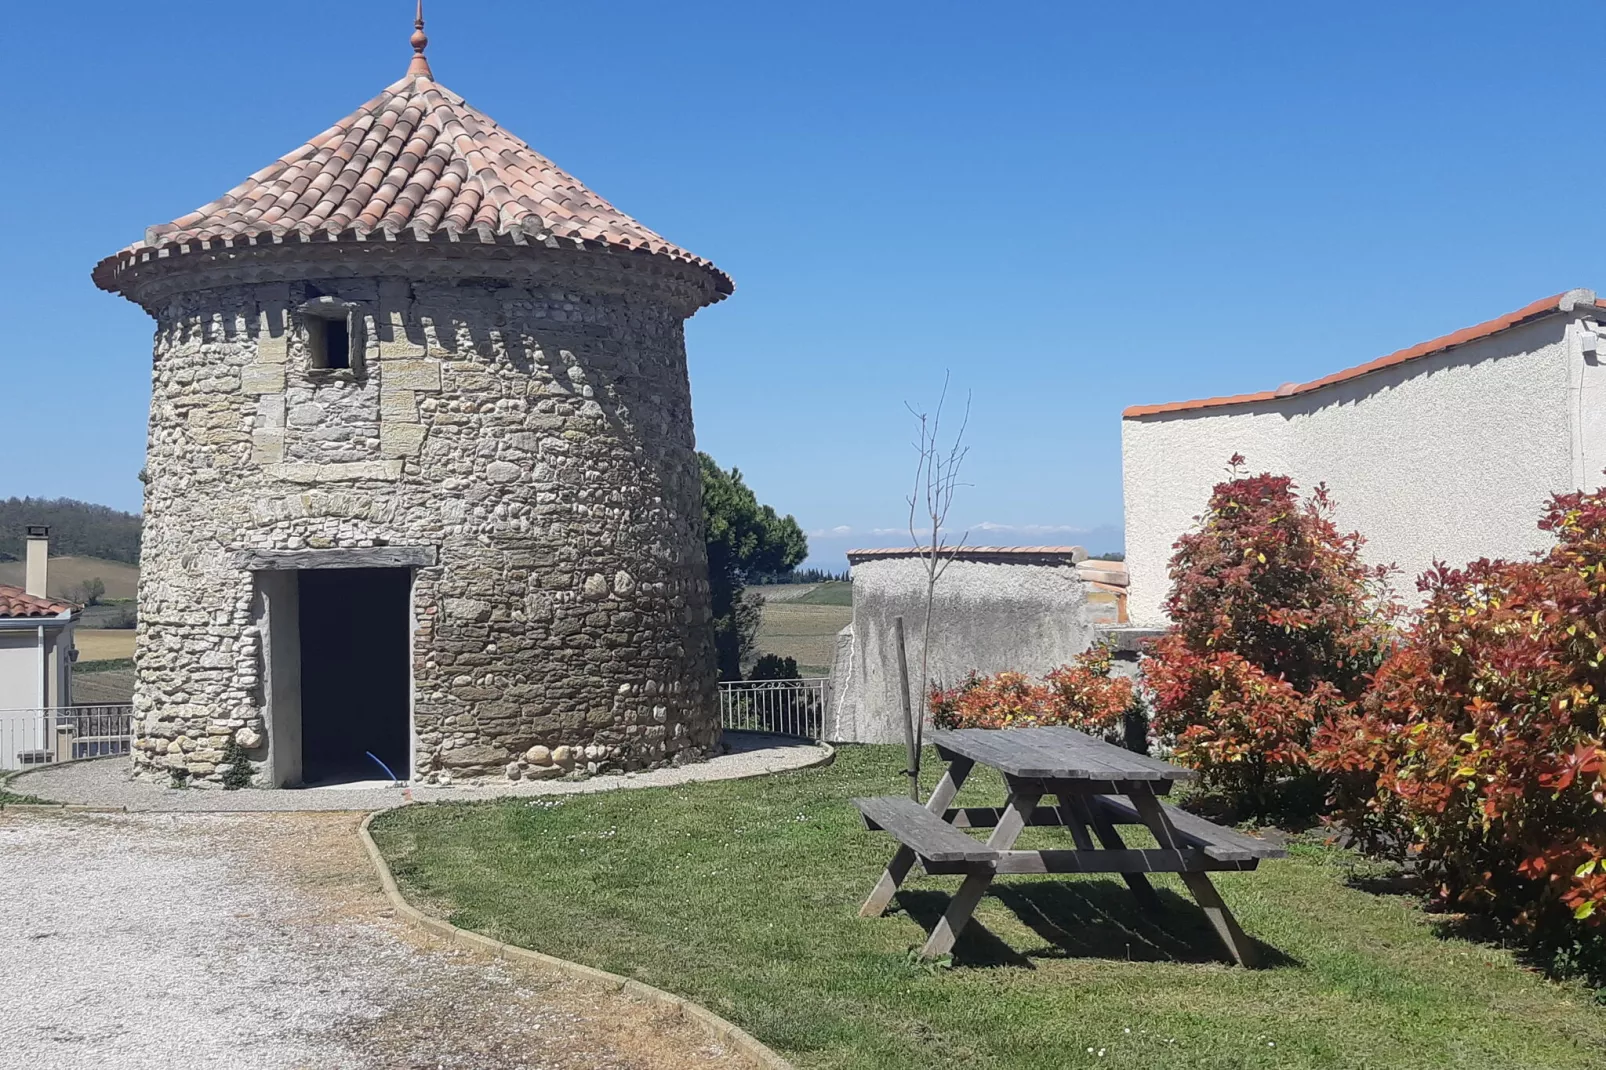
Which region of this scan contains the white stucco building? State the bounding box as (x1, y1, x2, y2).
(0, 528, 80, 769)
(1122, 288, 1606, 627)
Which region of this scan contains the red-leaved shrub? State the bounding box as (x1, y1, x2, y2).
(1313, 485, 1606, 934)
(1142, 455, 1397, 817)
(929, 644, 1135, 736)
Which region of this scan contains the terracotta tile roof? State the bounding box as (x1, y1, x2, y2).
(846, 546, 1089, 564)
(92, 70, 731, 300)
(0, 585, 74, 619)
(1124, 289, 1602, 418)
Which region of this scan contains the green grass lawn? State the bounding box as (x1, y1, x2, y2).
(371, 746, 1606, 1069)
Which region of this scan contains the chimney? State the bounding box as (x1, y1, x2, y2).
(25, 525, 48, 598)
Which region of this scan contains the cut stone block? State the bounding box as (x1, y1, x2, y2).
(268, 460, 404, 483)
(251, 428, 285, 464)
(380, 388, 419, 422)
(384, 359, 441, 391)
(380, 422, 427, 457)
(240, 363, 286, 394)
(255, 334, 289, 364)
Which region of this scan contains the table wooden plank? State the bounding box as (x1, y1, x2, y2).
(932, 730, 1070, 778)
(1011, 726, 1198, 781)
(1005, 776, 1182, 798)
(928, 727, 1194, 781)
(1009, 727, 1153, 780)
(854, 796, 999, 864)
(991, 848, 1259, 874)
(1090, 795, 1286, 861)
(942, 806, 1067, 829)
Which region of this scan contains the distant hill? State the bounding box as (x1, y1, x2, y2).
(0, 556, 140, 601)
(0, 498, 141, 564)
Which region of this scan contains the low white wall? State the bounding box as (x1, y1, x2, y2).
(826, 556, 1096, 744)
(1122, 314, 1584, 627)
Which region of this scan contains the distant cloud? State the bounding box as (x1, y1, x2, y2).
(970, 521, 1089, 535)
(814, 522, 1085, 540)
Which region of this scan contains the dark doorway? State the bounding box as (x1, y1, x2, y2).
(297, 568, 411, 785)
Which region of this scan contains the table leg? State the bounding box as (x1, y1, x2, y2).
(985, 788, 1042, 850)
(921, 872, 992, 958)
(1074, 797, 1162, 914)
(1178, 871, 1259, 968)
(1129, 790, 1257, 966)
(860, 845, 917, 918)
(860, 757, 975, 918)
(1057, 795, 1098, 850)
(917, 789, 1040, 958)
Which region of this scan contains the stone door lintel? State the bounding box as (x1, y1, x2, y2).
(231, 547, 438, 571)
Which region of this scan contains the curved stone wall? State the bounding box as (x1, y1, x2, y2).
(129, 248, 717, 784)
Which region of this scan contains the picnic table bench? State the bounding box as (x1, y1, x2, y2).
(854, 726, 1284, 963)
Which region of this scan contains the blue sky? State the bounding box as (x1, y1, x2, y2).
(2, 1, 1601, 568)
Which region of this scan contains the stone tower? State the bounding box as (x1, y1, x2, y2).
(92, 11, 729, 786)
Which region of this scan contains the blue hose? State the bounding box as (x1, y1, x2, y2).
(365, 751, 401, 783)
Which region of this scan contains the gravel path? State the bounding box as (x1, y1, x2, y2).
(8, 732, 831, 812)
(0, 810, 748, 1070)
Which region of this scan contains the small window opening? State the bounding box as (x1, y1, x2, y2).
(298, 297, 366, 376)
(318, 318, 351, 370)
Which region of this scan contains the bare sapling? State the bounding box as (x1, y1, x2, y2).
(902, 372, 970, 799)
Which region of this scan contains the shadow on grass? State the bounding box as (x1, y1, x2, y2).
(896, 880, 1297, 970)
(1345, 869, 1427, 896)
(1426, 911, 1606, 994)
(894, 890, 1035, 968)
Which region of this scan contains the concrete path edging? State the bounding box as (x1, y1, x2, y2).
(356, 811, 797, 1070)
(6, 732, 835, 812)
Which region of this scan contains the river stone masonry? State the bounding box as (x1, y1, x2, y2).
(92, 28, 730, 786)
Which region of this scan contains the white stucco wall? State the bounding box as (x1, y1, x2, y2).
(0, 632, 44, 710)
(1122, 311, 1593, 627)
(826, 555, 1096, 744)
(50, 626, 73, 708)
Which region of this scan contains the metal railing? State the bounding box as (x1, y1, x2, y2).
(718, 678, 830, 740)
(0, 705, 134, 772)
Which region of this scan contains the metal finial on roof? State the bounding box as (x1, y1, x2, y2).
(406, 0, 433, 79)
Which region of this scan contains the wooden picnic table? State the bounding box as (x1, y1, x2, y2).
(854, 726, 1285, 964)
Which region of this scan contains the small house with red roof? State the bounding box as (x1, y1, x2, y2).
(0, 528, 80, 761)
(1122, 289, 1606, 627)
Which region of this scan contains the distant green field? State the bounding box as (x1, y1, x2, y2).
(795, 581, 852, 606)
(755, 601, 852, 676)
(0, 555, 139, 601)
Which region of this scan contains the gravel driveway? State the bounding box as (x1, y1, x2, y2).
(0, 810, 747, 1070)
